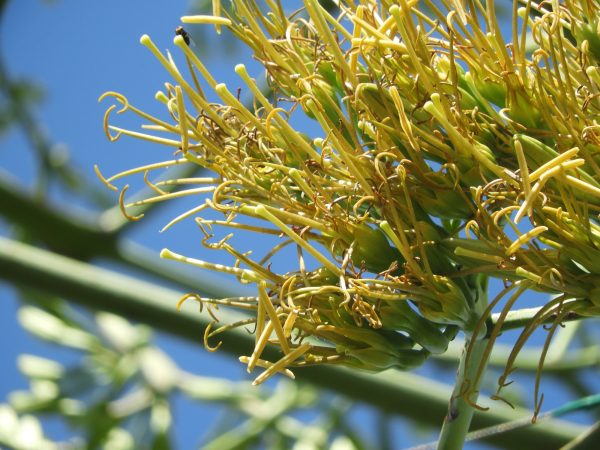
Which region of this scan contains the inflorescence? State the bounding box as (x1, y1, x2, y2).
(98, 0, 600, 401)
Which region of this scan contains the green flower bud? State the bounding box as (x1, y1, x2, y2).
(344, 346, 428, 371)
(307, 266, 339, 285)
(379, 301, 450, 354)
(560, 245, 600, 275)
(454, 143, 498, 187)
(574, 19, 600, 62)
(315, 60, 343, 94)
(470, 73, 507, 108)
(317, 324, 412, 353)
(314, 321, 432, 370)
(351, 224, 402, 273)
(356, 83, 429, 122)
(573, 299, 600, 316)
(302, 79, 339, 120)
(417, 275, 472, 327)
(415, 221, 458, 276)
(474, 127, 497, 149)
(457, 87, 480, 110)
(433, 57, 478, 110)
(507, 89, 542, 129)
(410, 184, 472, 219)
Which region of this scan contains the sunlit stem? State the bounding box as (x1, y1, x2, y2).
(436, 291, 490, 450)
(160, 248, 262, 282)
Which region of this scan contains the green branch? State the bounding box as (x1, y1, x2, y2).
(0, 171, 116, 259)
(0, 173, 241, 298)
(436, 341, 599, 372)
(493, 307, 584, 331)
(0, 237, 585, 449)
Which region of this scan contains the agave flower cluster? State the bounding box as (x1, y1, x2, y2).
(99, 0, 600, 389)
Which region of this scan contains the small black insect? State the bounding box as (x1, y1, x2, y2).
(175, 26, 191, 46)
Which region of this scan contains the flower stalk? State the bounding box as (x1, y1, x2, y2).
(437, 337, 490, 450)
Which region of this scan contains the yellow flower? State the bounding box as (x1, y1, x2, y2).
(98, 1, 600, 391)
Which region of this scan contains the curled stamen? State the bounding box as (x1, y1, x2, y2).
(102, 105, 122, 142)
(94, 164, 118, 191)
(99, 92, 132, 142)
(119, 185, 144, 221)
(506, 226, 548, 256)
(98, 91, 130, 113)
(265, 107, 289, 140)
(203, 322, 223, 352)
(143, 171, 167, 195)
(176, 293, 204, 312)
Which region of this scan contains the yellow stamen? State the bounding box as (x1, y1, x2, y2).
(175, 86, 188, 154)
(118, 185, 144, 221)
(282, 309, 298, 339)
(126, 187, 214, 207)
(258, 281, 290, 353)
(203, 322, 223, 352)
(108, 126, 182, 147)
(174, 36, 218, 89)
(252, 343, 312, 385)
(528, 147, 580, 182)
(565, 175, 600, 199)
(161, 203, 209, 232)
(143, 171, 167, 195)
(94, 165, 118, 191)
(160, 248, 262, 282)
(506, 226, 548, 256)
(238, 356, 295, 379)
(180, 15, 232, 27)
(252, 205, 342, 275)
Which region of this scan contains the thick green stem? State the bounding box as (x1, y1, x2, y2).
(437, 290, 491, 450)
(437, 334, 490, 450)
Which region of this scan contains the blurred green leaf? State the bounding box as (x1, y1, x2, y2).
(103, 428, 136, 450)
(18, 306, 98, 350)
(138, 348, 179, 394)
(0, 404, 58, 450)
(17, 354, 64, 380)
(96, 312, 148, 353)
